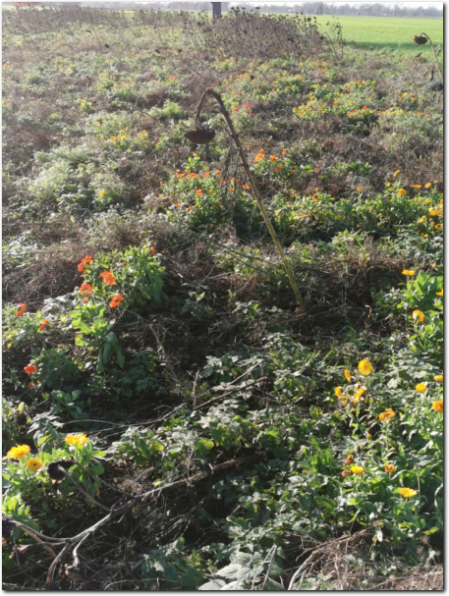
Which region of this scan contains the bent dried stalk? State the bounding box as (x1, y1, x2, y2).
(186, 89, 306, 312)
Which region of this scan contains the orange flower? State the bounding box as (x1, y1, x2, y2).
(24, 365, 37, 374)
(275, 166, 282, 172)
(210, 223, 213, 228)
(16, 304, 27, 317)
(82, 298, 89, 304)
(77, 256, 94, 273)
(99, 270, 116, 285)
(39, 320, 49, 331)
(109, 294, 125, 308)
(196, 189, 203, 196)
(242, 184, 250, 190)
(270, 155, 277, 162)
(149, 246, 156, 256)
(282, 149, 286, 156)
(215, 170, 222, 175)
(29, 382, 36, 389)
(385, 464, 395, 474)
(80, 283, 93, 296)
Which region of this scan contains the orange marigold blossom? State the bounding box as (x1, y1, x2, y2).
(385, 464, 395, 473)
(397, 189, 407, 196)
(109, 294, 125, 308)
(80, 283, 93, 296)
(242, 184, 250, 190)
(270, 155, 277, 162)
(82, 298, 89, 304)
(196, 189, 203, 196)
(16, 303, 27, 317)
(379, 408, 395, 422)
(77, 256, 94, 272)
(432, 400, 443, 413)
(39, 320, 49, 331)
(275, 166, 282, 172)
(149, 246, 156, 256)
(29, 382, 36, 389)
(24, 365, 37, 374)
(99, 270, 116, 285)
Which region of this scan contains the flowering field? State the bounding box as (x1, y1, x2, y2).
(2, 6, 443, 591)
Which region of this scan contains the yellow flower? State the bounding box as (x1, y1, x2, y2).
(379, 408, 396, 422)
(412, 310, 425, 323)
(433, 375, 443, 382)
(366, 433, 372, 439)
(384, 464, 395, 473)
(335, 387, 344, 399)
(341, 400, 348, 406)
(397, 189, 407, 196)
(429, 208, 443, 216)
(344, 369, 351, 382)
(7, 445, 31, 459)
(411, 184, 421, 189)
(352, 386, 366, 402)
(425, 183, 432, 189)
(432, 400, 443, 413)
(397, 487, 418, 498)
(26, 458, 43, 472)
(356, 186, 363, 191)
(350, 465, 365, 475)
(65, 434, 89, 446)
(415, 383, 427, 393)
(393, 170, 400, 177)
(358, 359, 373, 376)
(436, 289, 443, 297)
(402, 270, 416, 276)
(99, 189, 106, 198)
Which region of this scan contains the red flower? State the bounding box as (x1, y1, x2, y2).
(29, 382, 37, 389)
(39, 320, 49, 331)
(24, 365, 37, 374)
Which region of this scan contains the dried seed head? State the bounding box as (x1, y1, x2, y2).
(413, 35, 428, 45)
(184, 129, 215, 144)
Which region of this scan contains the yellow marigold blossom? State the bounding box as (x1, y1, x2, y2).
(429, 207, 443, 216)
(393, 170, 400, 177)
(379, 408, 395, 422)
(402, 270, 416, 276)
(358, 359, 373, 376)
(65, 434, 89, 446)
(99, 189, 106, 198)
(26, 458, 43, 472)
(384, 464, 395, 473)
(415, 383, 427, 393)
(433, 375, 443, 382)
(412, 310, 425, 323)
(432, 400, 443, 413)
(312, 194, 319, 201)
(344, 369, 351, 382)
(411, 184, 421, 189)
(7, 445, 31, 459)
(366, 433, 372, 439)
(335, 387, 344, 399)
(397, 189, 407, 196)
(397, 487, 418, 498)
(425, 183, 432, 189)
(350, 465, 365, 475)
(353, 386, 366, 402)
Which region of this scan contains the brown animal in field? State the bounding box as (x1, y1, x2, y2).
(413, 35, 428, 45)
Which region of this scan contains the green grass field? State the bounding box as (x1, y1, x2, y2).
(316, 15, 443, 55)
